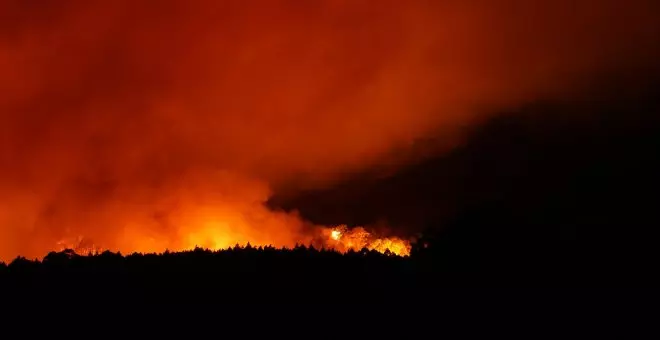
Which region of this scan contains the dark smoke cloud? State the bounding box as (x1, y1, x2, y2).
(0, 0, 658, 259)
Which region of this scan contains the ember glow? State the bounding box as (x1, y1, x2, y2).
(330, 230, 342, 241)
(55, 225, 411, 257)
(0, 1, 658, 261)
(325, 225, 411, 256)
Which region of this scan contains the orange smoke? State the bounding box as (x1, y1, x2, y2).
(0, 1, 658, 260)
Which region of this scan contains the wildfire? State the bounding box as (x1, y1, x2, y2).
(324, 225, 411, 256)
(56, 236, 104, 256)
(50, 224, 411, 258)
(330, 230, 342, 241)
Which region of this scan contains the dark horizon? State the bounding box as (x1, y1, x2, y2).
(1, 1, 660, 299)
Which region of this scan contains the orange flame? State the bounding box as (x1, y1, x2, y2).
(52, 224, 411, 258)
(56, 236, 103, 255)
(324, 225, 411, 256)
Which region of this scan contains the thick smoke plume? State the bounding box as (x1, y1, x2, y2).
(0, 0, 658, 259)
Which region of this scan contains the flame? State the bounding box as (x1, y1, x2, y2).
(324, 225, 411, 256)
(1, 181, 413, 260)
(56, 236, 103, 255)
(50, 224, 411, 258)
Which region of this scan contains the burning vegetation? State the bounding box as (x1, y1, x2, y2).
(325, 225, 411, 256)
(53, 224, 411, 259)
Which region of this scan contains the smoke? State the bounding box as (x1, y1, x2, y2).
(0, 0, 658, 259)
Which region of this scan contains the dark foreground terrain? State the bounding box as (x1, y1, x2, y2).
(0, 244, 656, 333)
(1, 241, 655, 301)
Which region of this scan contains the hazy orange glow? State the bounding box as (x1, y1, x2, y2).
(0, 1, 658, 260)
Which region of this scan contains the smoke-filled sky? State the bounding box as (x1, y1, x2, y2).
(0, 0, 658, 260)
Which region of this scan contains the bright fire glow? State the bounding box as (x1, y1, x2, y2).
(325, 225, 411, 256)
(53, 224, 411, 258)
